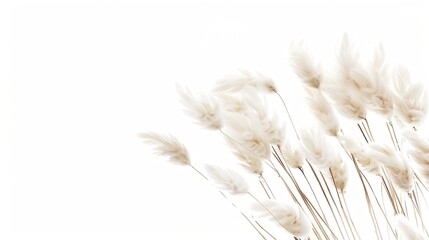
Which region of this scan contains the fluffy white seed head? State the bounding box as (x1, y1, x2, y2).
(138, 132, 190, 165)
(350, 67, 393, 117)
(393, 83, 428, 127)
(215, 93, 248, 114)
(403, 129, 429, 184)
(205, 164, 249, 194)
(371, 42, 386, 69)
(395, 214, 428, 240)
(338, 135, 381, 175)
(280, 141, 305, 169)
(242, 88, 286, 145)
(392, 65, 428, 127)
(338, 34, 359, 70)
(223, 114, 267, 174)
(289, 41, 323, 89)
(354, 148, 382, 176)
(176, 84, 223, 130)
(253, 200, 312, 238)
(367, 86, 394, 117)
(392, 65, 411, 93)
(305, 88, 340, 136)
(232, 149, 264, 174)
(338, 134, 365, 154)
(367, 143, 414, 192)
(402, 129, 429, 152)
(324, 154, 349, 191)
(300, 128, 333, 169)
(364, 43, 394, 117)
(213, 70, 277, 94)
(323, 33, 367, 121)
(225, 114, 271, 160)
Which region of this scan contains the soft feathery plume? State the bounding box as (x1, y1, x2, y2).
(324, 153, 349, 191)
(395, 214, 428, 240)
(367, 84, 394, 117)
(213, 70, 277, 94)
(369, 44, 393, 117)
(367, 143, 414, 192)
(222, 112, 268, 174)
(215, 93, 248, 114)
(372, 42, 386, 69)
(393, 83, 428, 127)
(242, 87, 286, 145)
(300, 128, 333, 169)
(339, 133, 382, 176)
(389, 156, 414, 193)
(232, 149, 264, 174)
(337, 33, 360, 74)
(224, 112, 271, 160)
(252, 200, 312, 238)
(305, 88, 340, 136)
(138, 132, 190, 165)
(351, 44, 394, 117)
(324, 87, 367, 121)
(346, 67, 373, 97)
(205, 164, 249, 194)
(335, 33, 366, 90)
(176, 84, 223, 130)
(254, 71, 278, 93)
(289, 40, 323, 89)
(392, 65, 428, 127)
(402, 129, 429, 184)
(280, 140, 305, 169)
(355, 148, 382, 176)
(338, 134, 365, 154)
(322, 34, 367, 121)
(392, 65, 411, 94)
(402, 128, 429, 152)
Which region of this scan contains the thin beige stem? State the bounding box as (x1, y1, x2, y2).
(364, 118, 375, 142)
(349, 154, 384, 240)
(248, 192, 298, 239)
(261, 173, 276, 199)
(329, 168, 357, 240)
(360, 172, 397, 239)
(409, 192, 429, 237)
(357, 123, 369, 143)
(416, 181, 429, 212)
(341, 192, 361, 240)
(275, 91, 300, 140)
(307, 161, 345, 240)
(270, 150, 329, 239)
(252, 216, 277, 240)
(341, 142, 383, 239)
(288, 171, 335, 240)
(380, 172, 398, 214)
(259, 175, 272, 199)
(388, 121, 401, 151)
(386, 122, 399, 151)
(320, 173, 350, 240)
(380, 182, 391, 240)
(189, 165, 268, 240)
(415, 173, 429, 192)
(300, 168, 328, 223)
(272, 148, 337, 239)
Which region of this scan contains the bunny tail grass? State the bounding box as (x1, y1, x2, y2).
(138, 132, 190, 165)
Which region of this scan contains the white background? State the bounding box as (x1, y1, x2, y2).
(1, 0, 429, 239)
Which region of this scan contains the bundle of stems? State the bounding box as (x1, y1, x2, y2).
(140, 34, 429, 240)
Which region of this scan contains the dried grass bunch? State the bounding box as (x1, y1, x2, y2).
(140, 34, 429, 240)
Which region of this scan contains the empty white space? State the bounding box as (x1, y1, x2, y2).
(1, 0, 428, 239)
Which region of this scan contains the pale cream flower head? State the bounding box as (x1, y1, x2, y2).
(139, 132, 190, 165)
(176, 84, 223, 130)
